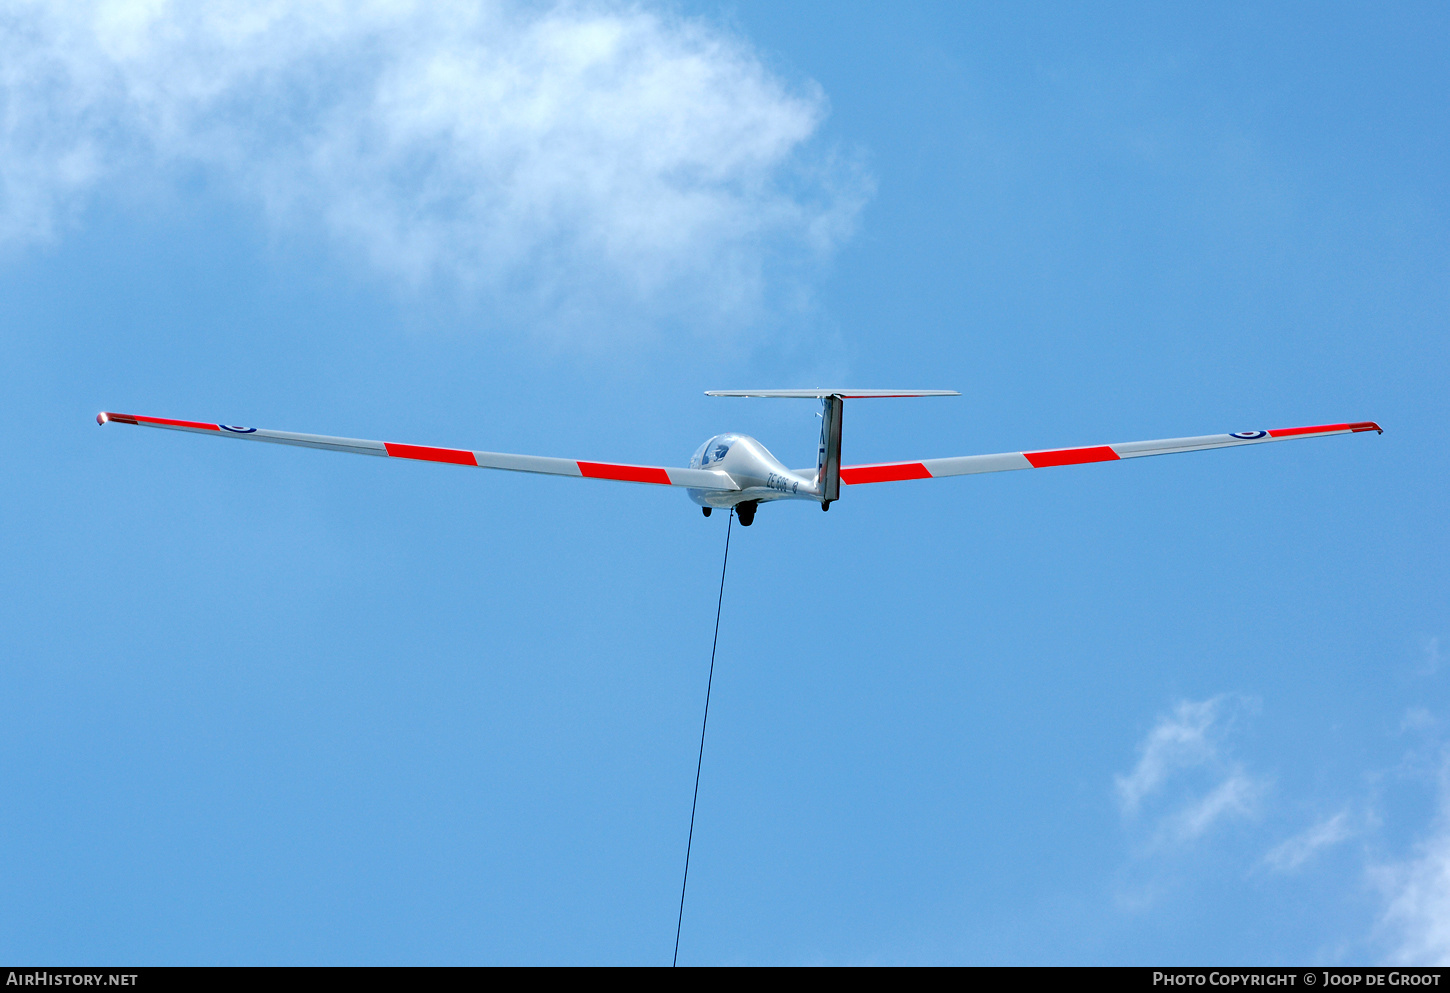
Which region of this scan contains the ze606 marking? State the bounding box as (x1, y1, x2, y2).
(765, 472, 799, 495)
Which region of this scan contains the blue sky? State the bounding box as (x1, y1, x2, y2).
(0, 0, 1445, 965)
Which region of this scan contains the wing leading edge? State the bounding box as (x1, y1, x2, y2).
(839, 421, 1383, 484)
(96, 412, 739, 491)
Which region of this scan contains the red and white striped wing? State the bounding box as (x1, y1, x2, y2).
(96, 412, 739, 491)
(839, 421, 1383, 485)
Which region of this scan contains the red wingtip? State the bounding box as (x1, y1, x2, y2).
(96, 412, 108, 425)
(1350, 421, 1383, 435)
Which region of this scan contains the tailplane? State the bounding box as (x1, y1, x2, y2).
(705, 389, 958, 399)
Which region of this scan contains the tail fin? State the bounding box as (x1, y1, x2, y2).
(818, 396, 843, 508)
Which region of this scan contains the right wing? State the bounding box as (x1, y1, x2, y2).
(96, 412, 739, 491)
(839, 421, 1383, 484)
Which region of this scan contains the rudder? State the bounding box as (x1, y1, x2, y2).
(818, 395, 843, 509)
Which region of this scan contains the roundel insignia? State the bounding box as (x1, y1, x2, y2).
(1230, 430, 1267, 440)
(220, 425, 258, 434)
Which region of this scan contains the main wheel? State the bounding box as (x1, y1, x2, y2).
(736, 501, 757, 526)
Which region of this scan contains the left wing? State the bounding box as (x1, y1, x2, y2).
(839, 421, 1382, 484)
(96, 412, 739, 490)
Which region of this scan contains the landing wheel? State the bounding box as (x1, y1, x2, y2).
(702, 507, 712, 517)
(736, 501, 757, 526)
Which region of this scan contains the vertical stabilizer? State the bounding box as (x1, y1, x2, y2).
(817, 395, 843, 509)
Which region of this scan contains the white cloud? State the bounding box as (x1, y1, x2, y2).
(1373, 793, 1450, 965)
(1420, 637, 1442, 677)
(1115, 696, 1264, 846)
(0, 0, 868, 334)
(1165, 770, 1263, 843)
(1115, 697, 1224, 815)
(1263, 810, 1355, 872)
(1403, 707, 1437, 735)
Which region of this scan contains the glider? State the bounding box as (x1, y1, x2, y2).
(97, 391, 1381, 526)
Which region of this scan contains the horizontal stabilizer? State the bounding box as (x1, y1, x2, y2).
(705, 389, 959, 399)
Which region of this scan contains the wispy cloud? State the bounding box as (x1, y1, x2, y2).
(1111, 677, 1450, 952)
(1403, 708, 1437, 735)
(1263, 810, 1355, 872)
(1115, 698, 1220, 815)
(1372, 766, 1450, 966)
(1419, 638, 1443, 677)
(1115, 696, 1265, 846)
(0, 0, 869, 336)
(1166, 771, 1264, 843)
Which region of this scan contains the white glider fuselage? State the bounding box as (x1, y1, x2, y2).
(686, 433, 819, 510)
